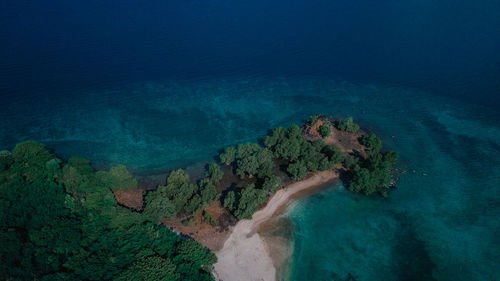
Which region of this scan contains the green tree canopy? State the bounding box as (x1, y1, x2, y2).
(223, 191, 236, 211)
(115, 256, 179, 281)
(199, 178, 218, 206)
(338, 117, 360, 133)
(106, 165, 138, 190)
(319, 124, 331, 138)
(361, 133, 382, 153)
(262, 176, 282, 194)
(158, 169, 198, 213)
(219, 146, 236, 165)
(0, 142, 217, 281)
(206, 162, 224, 184)
(235, 144, 275, 179)
(322, 144, 343, 164)
(347, 134, 399, 195)
(233, 184, 268, 220)
(265, 125, 304, 162)
(287, 160, 308, 180)
(144, 191, 177, 222)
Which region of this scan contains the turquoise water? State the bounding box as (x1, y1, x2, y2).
(2, 78, 499, 279)
(285, 82, 500, 280)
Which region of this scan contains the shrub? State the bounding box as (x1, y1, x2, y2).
(361, 133, 382, 155)
(322, 144, 343, 164)
(233, 184, 267, 220)
(199, 178, 218, 206)
(107, 165, 138, 190)
(223, 191, 236, 211)
(235, 144, 274, 179)
(219, 146, 236, 165)
(287, 161, 308, 180)
(144, 192, 177, 222)
(338, 117, 360, 133)
(262, 176, 282, 194)
(347, 146, 399, 195)
(158, 169, 197, 214)
(319, 124, 331, 138)
(206, 162, 223, 184)
(309, 114, 319, 125)
(202, 211, 217, 227)
(344, 155, 359, 169)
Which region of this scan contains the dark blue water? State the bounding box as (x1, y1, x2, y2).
(2, 0, 500, 103)
(1, 1, 499, 280)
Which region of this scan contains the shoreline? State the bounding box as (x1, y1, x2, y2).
(213, 170, 340, 281)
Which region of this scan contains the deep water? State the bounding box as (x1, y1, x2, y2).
(1, 0, 500, 280)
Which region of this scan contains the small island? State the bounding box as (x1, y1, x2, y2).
(0, 116, 398, 281)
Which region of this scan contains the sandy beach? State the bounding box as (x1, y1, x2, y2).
(213, 170, 339, 281)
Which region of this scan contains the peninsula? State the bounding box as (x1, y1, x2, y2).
(0, 116, 398, 281)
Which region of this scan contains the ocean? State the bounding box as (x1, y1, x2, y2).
(1, 1, 499, 280)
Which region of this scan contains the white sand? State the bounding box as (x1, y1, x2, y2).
(213, 170, 338, 281)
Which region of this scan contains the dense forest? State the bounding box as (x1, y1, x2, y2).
(0, 142, 216, 281)
(0, 116, 397, 280)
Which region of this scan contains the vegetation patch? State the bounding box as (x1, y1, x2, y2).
(0, 141, 216, 281)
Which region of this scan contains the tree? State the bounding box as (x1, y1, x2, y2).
(384, 150, 399, 166)
(107, 165, 138, 190)
(67, 157, 94, 176)
(202, 211, 217, 227)
(319, 124, 331, 138)
(361, 133, 382, 153)
(287, 161, 308, 181)
(176, 239, 217, 267)
(206, 162, 223, 184)
(115, 256, 179, 281)
(262, 176, 282, 194)
(219, 146, 236, 165)
(265, 125, 304, 162)
(236, 143, 261, 160)
(236, 154, 260, 178)
(255, 148, 275, 178)
(223, 191, 236, 211)
(299, 140, 328, 172)
(143, 192, 177, 222)
(264, 127, 286, 148)
(159, 169, 197, 213)
(318, 157, 333, 171)
(61, 164, 86, 199)
(338, 117, 360, 133)
(184, 194, 203, 214)
(199, 178, 218, 206)
(348, 167, 373, 194)
(235, 144, 275, 179)
(10, 141, 56, 182)
(346, 139, 398, 196)
(233, 184, 267, 220)
(344, 155, 359, 169)
(265, 124, 340, 176)
(322, 144, 343, 164)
